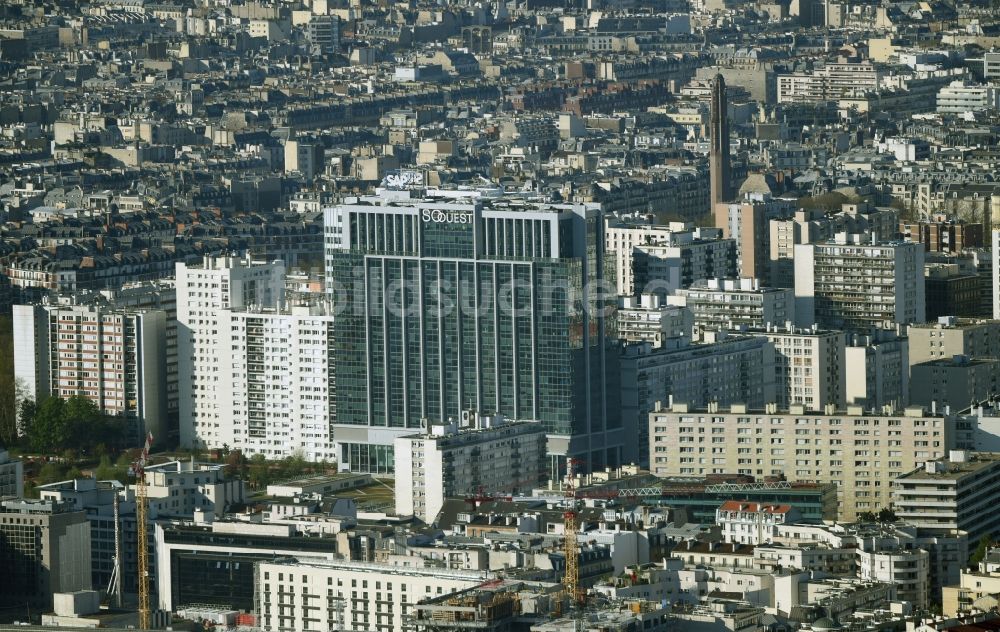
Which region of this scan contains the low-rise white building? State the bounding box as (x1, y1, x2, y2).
(894, 450, 1000, 543)
(144, 460, 246, 520)
(717, 501, 801, 545)
(255, 558, 488, 632)
(937, 80, 1000, 113)
(857, 539, 930, 609)
(394, 415, 547, 523)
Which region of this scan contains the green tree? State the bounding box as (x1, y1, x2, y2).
(22, 394, 125, 454)
(117, 450, 138, 469)
(797, 192, 850, 213)
(878, 507, 898, 523)
(62, 395, 103, 448)
(970, 535, 992, 567)
(857, 511, 878, 523)
(225, 450, 248, 479)
(94, 455, 128, 483)
(248, 454, 270, 490)
(36, 461, 68, 485)
(0, 315, 16, 446)
(18, 398, 36, 445)
(29, 397, 68, 452)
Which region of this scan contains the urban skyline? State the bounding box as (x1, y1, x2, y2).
(4, 0, 1000, 630)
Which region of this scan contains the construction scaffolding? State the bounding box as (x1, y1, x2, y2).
(409, 587, 521, 631)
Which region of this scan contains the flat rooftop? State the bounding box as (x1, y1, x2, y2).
(896, 453, 1000, 482)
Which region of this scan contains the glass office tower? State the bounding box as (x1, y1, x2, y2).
(324, 187, 622, 474)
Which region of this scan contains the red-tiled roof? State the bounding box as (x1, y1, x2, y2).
(718, 501, 793, 514)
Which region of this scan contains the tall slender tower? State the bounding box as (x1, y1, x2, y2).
(710, 74, 732, 226)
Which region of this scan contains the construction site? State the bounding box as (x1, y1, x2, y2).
(407, 579, 678, 632)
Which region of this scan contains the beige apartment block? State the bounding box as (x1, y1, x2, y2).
(908, 317, 1000, 366)
(649, 402, 959, 521)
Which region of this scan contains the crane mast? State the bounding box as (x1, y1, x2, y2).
(563, 458, 582, 606)
(131, 432, 153, 630)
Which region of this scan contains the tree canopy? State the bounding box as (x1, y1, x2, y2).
(970, 535, 992, 567)
(20, 395, 126, 455)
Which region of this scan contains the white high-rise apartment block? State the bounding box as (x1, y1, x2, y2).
(394, 415, 547, 523)
(794, 233, 925, 332)
(255, 558, 487, 632)
(668, 278, 794, 332)
(177, 255, 285, 450)
(219, 305, 336, 461)
(746, 325, 846, 411)
(777, 61, 882, 104)
(13, 301, 168, 443)
(605, 220, 734, 297)
(769, 205, 898, 288)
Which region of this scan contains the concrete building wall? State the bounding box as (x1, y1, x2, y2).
(219, 306, 336, 462)
(394, 418, 547, 523)
(255, 559, 486, 632)
(0, 450, 23, 498)
(910, 358, 998, 412)
(0, 500, 92, 607)
(908, 319, 1000, 366)
(12, 304, 49, 412)
(176, 255, 286, 450)
(650, 403, 954, 521)
(845, 336, 909, 408)
(795, 238, 924, 332)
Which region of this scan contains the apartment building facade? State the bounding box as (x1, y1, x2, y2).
(845, 332, 909, 408)
(622, 335, 776, 468)
(605, 220, 734, 297)
(894, 451, 1000, 543)
(668, 278, 794, 332)
(177, 255, 286, 450)
(794, 234, 925, 332)
(745, 325, 846, 411)
(394, 415, 547, 523)
(908, 317, 1000, 365)
(13, 300, 168, 444)
(255, 558, 487, 632)
(218, 305, 336, 462)
(649, 402, 959, 521)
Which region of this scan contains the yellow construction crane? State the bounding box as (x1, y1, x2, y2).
(562, 458, 583, 606)
(131, 432, 153, 630)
